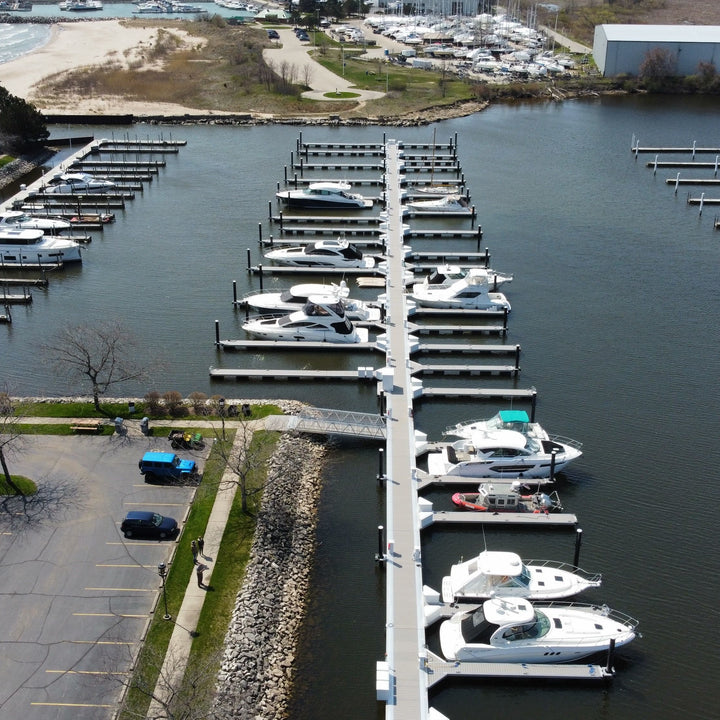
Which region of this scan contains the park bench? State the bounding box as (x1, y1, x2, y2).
(70, 420, 103, 433)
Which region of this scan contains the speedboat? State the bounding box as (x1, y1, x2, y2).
(406, 194, 473, 215)
(426, 429, 583, 478)
(242, 295, 368, 343)
(275, 181, 373, 210)
(243, 280, 380, 322)
(58, 0, 103, 10)
(265, 238, 375, 269)
(419, 264, 513, 290)
(439, 596, 638, 663)
(0, 210, 72, 234)
(411, 271, 511, 311)
(441, 550, 601, 604)
(445, 409, 550, 441)
(451, 480, 563, 513)
(42, 172, 116, 194)
(0, 228, 82, 264)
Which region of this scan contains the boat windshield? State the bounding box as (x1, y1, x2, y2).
(500, 611, 551, 641)
(340, 244, 363, 260)
(459, 607, 498, 645)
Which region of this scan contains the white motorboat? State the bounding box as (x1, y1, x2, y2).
(445, 409, 549, 441)
(242, 295, 368, 343)
(426, 429, 583, 478)
(265, 238, 376, 269)
(412, 183, 462, 197)
(0, 210, 72, 234)
(439, 596, 638, 663)
(406, 194, 473, 215)
(419, 264, 513, 290)
(451, 480, 563, 513)
(243, 280, 380, 322)
(411, 271, 511, 311)
(58, 0, 102, 10)
(440, 550, 602, 604)
(0, 228, 82, 264)
(275, 181, 373, 210)
(42, 172, 116, 194)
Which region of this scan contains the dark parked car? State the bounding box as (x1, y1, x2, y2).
(267, 29, 279, 39)
(120, 511, 178, 539)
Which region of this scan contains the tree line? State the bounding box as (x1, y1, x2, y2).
(0, 84, 49, 154)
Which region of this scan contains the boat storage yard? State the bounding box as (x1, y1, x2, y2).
(210, 134, 639, 720)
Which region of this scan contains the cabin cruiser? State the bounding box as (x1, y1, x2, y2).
(42, 172, 116, 194)
(406, 194, 472, 215)
(243, 281, 380, 322)
(410, 272, 511, 311)
(440, 550, 602, 604)
(445, 409, 550, 441)
(265, 238, 376, 269)
(439, 596, 638, 663)
(0, 210, 72, 234)
(451, 480, 563, 513)
(275, 181, 373, 210)
(419, 264, 513, 290)
(242, 295, 368, 343)
(426, 429, 583, 478)
(0, 228, 82, 264)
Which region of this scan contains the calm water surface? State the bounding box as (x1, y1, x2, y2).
(1, 95, 719, 719)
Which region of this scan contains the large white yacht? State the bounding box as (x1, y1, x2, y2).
(275, 181, 373, 209)
(242, 295, 368, 343)
(439, 596, 638, 663)
(445, 409, 550, 441)
(411, 271, 511, 310)
(440, 550, 602, 604)
(42, 172, 116, 194)
(265, 238, 375, 269)
(0, 227, 82, 264)
(0, 210, 72, 234)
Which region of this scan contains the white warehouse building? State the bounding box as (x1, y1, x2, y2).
(593, 25, 720, 77)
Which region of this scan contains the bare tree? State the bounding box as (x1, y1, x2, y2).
(639, 47, 676, 82)
(42, 320, 148, 412)
(0, 390, 28, 495)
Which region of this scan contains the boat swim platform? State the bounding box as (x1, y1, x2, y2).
(428, 510, 578, 526)
(423, 652, 610, 687)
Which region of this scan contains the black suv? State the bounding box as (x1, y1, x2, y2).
(120, 511, 178, 539)
(267, 29, 279, 39)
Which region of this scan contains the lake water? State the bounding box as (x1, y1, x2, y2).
(1, 95, 719, 719)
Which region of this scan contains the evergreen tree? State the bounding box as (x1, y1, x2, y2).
(0, 84, 49, 152)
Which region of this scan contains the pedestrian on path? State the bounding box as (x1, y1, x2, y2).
(191, 539, 198, 564)
(196, 564, 204, 588)
(197, 536, 204, 558)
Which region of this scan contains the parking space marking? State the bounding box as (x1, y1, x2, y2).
(32, 702, 114, 708)
(121, 502, 186, 507)
(45, 669, 129, 675)
(73, 613, 147, 618)
(70, 640, 136, 645)
(84, 587, 155, 592)
(106, 541, 166, 546)
(95, 563, 159, 568)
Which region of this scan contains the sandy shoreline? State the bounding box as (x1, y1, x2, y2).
(0, 20, 207, 116)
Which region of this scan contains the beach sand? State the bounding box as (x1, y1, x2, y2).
(0, 20, 209, 116)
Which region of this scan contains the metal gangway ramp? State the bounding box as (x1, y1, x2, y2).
(376, 140, 439, 720)
(266, 407, 386, 439)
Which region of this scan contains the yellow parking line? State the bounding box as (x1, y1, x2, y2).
(73, 613, 147, 618)
(32, 702, 114, 708)
(84, 587, 154, 592)
(45, 669, 129, 675)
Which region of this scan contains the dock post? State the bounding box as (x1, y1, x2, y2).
(258, 265, 264, 291)
(284, 165, 287, 184)
(530, 389, 537, 421)
(246, 248, 251, 270)
(232, 280, 237, 306)
(279, 211, 283, 231)
(674, 173, 680, 194)
(454, 132, 458, 151)
(293, 174, 298, 189)
(300, 157, 304, 177)
(715, 156, 719, 177)
(699, 192, 705, 216)
(375, 525, 385, 563)
(215, 320, 220, 346)
(290, 150, 294, 170)
(573, 527, 583, 567)
(502, 308, 508, 333)
(471, 206, 476, 227)
(492, 274, 498, 292)
(692, 140, 696, 160)
(484, 246, 489, 267)
(653, 155, 658, 175)
(549, 449, 557, 481)
(377, 447, 385, 482)
(268, 235, 274, 247)
(605, 638, 616, 674)
(514, 344, 521, 374)
(258, 222, 263, 244)
(245, 303, 249, 321)
(268, 200, 272, 219)
(298, 131, 302, 151)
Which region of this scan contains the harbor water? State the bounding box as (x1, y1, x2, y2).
(1, 95, 719, 719)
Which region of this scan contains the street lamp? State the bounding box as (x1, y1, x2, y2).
(218, 397, 226, 441)
(157, 562, 171, 621)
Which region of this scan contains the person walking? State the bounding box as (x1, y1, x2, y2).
(196, 564, 204, 588)
(191, 539, 198, 564)
(197, 536, 204, 558)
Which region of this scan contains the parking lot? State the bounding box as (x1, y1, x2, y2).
(0, 433, 205, 719)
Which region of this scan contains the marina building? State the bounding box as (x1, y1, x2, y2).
(593, 24, 720, 77)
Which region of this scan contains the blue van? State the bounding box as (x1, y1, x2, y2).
(139, 451, 197, 482)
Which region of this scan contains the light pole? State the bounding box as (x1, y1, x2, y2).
(157, 562, 171, 620)
(218, 397, 226, 441)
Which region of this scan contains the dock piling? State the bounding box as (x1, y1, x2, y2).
(268, 201, 272, 220)
(515, 345, 521, 373)
(215, 320, 220, 346)
(573, 527, 583, 567)
(258, 265, 263, 291)
(605, 638, 616, 674)
(653, 155, 658, 175)
(377, 447, 385, 482)
(376, 525, 385, 563)
(550, 449, 557, 481)
(674, 173, 680, 194)
(232, 280, 237, 305)
(246, 248, 251, 270)
(258, 223, 262, 244)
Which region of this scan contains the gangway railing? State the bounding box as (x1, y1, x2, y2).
(293, 407, 386, 439)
